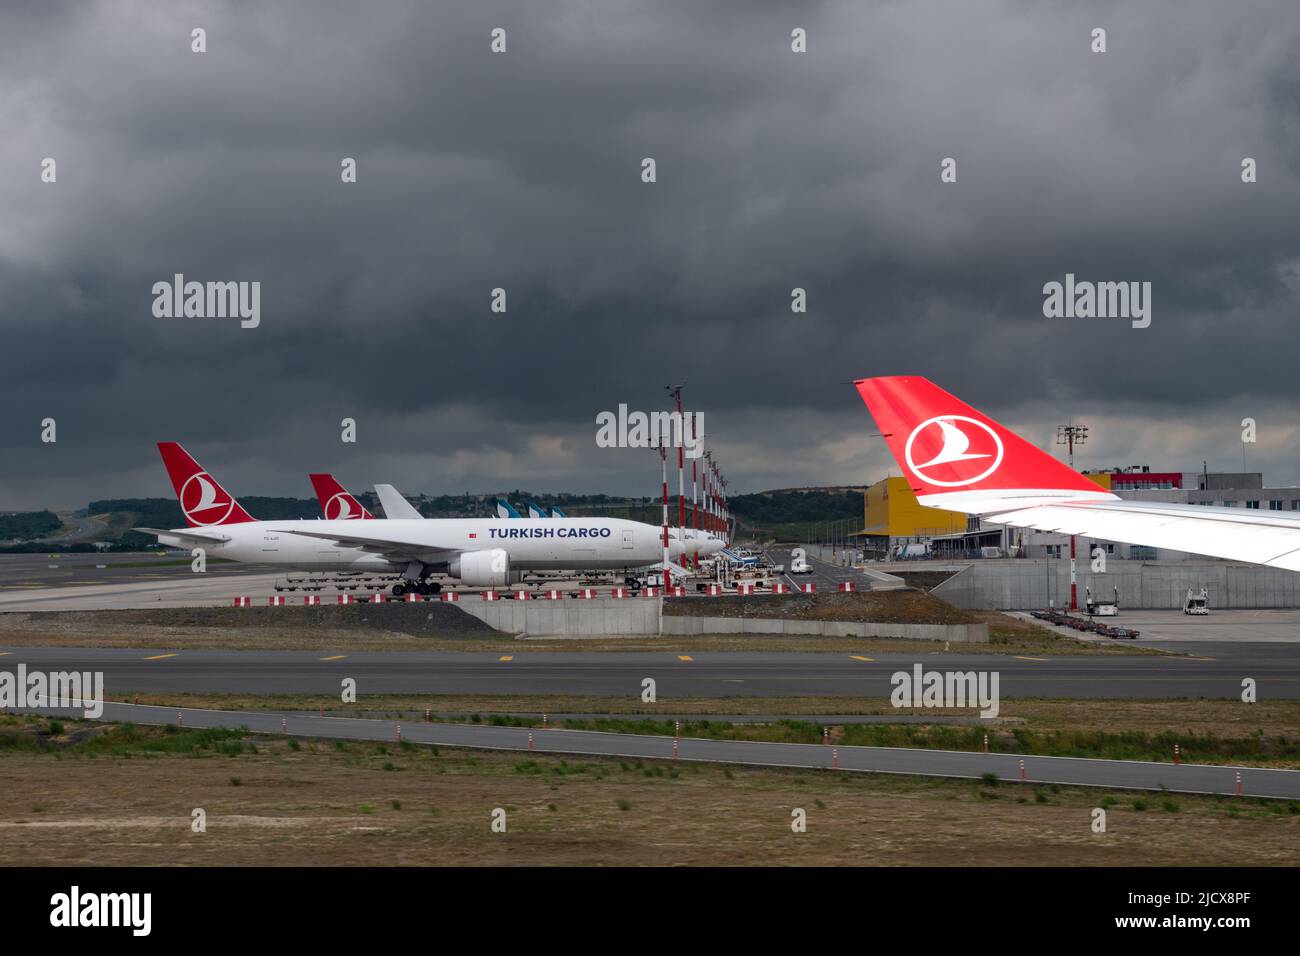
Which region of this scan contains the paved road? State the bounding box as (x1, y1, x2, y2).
(765, 546, 883, 592)
(24, 701, 1300, 799)
(7, 645, 1298, 698)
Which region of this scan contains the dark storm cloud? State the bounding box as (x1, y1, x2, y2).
(2, 0, 1299, 508)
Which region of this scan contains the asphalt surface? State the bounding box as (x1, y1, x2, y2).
(7, 645, 1298, 698)
(23, 700, 1300, 799)
(765, 546, 877, 592)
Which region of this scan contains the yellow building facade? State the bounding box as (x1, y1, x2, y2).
(857, 472, 1114, 541)
(857, 476, 968, 539)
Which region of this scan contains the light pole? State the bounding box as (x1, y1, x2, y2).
(1056, 423, 1089, 611)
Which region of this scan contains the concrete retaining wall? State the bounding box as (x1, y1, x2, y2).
(457, 596, 987, 641)
(457, 597, 661, 636)
(660, 616, 987, 642)
(932, 559, 1300, 610)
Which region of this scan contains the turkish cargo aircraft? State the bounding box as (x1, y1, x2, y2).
(309, 473, 374, 520)
(855, 376, 1300, 571)
(139, 442, 698, 595)
(311, 474, 424, 521)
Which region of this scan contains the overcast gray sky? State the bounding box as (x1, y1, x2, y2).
(3, 0, 1299, 510)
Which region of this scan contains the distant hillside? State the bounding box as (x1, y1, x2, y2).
(730, 489, 863, 524)
(0, 510, 62, 540)
(13, 487, 867, 552)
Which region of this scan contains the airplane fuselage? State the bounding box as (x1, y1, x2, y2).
(156, 516, 680, 574)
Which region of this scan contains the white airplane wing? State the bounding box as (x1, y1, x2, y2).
(136, 526, 233, 543)
(973, 499, 1300, 571)
(855, 375, 1300, 572)
(268, 527, 459, 564)
(374, 484, 424, 520)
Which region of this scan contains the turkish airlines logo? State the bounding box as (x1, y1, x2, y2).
(180, 472, 235, 525)
(904, 416, 1004, 487)
(324, 493, 358, 520)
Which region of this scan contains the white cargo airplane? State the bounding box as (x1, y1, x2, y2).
(140, 443, 721, 595)
(315, 473, 723, 566)
(856, 375, 1300, 571)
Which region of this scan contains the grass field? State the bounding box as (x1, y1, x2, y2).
(114, 694, 1300, 768)
(2, 716, 1295, 866)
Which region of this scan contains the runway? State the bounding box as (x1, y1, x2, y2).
(0, 553, 285, 611)
(26, 700, 1300, 799)
(7, 645, 1297, 698)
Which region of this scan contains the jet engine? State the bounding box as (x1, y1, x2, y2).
(450, 549, 513, 588)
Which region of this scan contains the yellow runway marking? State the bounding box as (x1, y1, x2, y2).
(499, 655, 513, 662)
(677, 655, 694, 662)
(1013, 656, 1049, 662)
(849, 655, 873, 662)
(319, 655, 347, 662)
(142, 653, 178, 661)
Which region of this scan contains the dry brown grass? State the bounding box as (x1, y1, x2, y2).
(3, 728, 1295, 866)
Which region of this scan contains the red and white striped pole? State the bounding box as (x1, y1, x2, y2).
(832, 747, 839, 769)
(396, 724, 401, 743)
(528, 732, 534, 751)
(675, 719, 680, 740)
(281, 717, 287, 733)
(1019, 759, 1027, 783)
(823, 726, 829, 746)
(690, 414, 699, 570)
(661, 421, 671, 590)
(672, 738, 679, 763)
(177, 712, 183, 728)
(1235, 770, 1242, 796)
(542, 712, 548, 730)
(1174, 743, 1180, 765)
(983, 733, 989, 753)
